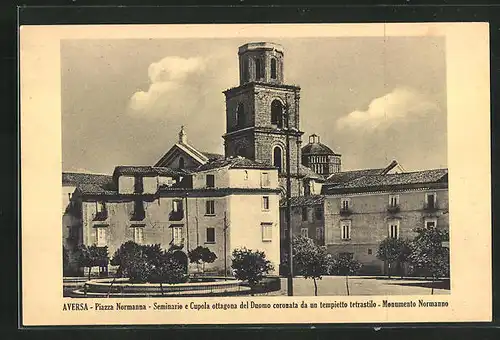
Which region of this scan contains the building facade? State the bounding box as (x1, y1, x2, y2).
(322, 168, 449, 275)
(63, 157, 281, 276)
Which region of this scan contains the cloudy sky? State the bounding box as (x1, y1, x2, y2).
(61, 36, 447, 174)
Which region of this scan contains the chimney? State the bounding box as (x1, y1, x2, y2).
(178, 126, 187, 144)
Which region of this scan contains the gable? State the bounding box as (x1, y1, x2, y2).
(155, 144, 206, 169)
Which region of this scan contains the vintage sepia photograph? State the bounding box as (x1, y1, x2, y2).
(20, 23, 491, 325)
(60, 35, 450, 298)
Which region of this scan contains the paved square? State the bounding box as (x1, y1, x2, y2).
(262, 276, 450, 296)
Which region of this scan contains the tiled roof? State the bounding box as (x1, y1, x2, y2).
(323, 169, 448, 194)
(280, 194, 325, 207)
(113, 166, 191, 177)
(325, 168, 386, 185)
(77, 183, 118, 196)
(62, 172, 113, 186)
(196, 156, 276, 172)
(299, 164, 325, 181)
(201, 152, 225, 161)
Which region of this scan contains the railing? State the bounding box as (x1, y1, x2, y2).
(94, 210, 108, 221)
(423, 203, 439, 212)
(169, 210, 184, 221)
(387, 205, 400, 214)
(339, 207, 352, 216)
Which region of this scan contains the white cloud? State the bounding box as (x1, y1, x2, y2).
(128, 56, 205, 113)
(336, 87, 441, 130)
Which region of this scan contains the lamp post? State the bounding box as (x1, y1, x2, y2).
(284, 101, 294, 296)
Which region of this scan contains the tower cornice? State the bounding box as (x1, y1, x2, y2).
(223, 81, 301, 96)
(222, 126, 304, 140)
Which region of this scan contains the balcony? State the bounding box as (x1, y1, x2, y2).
(387, 205, 400, 214)
(169, 210, 184, 221)
(339, 207, 352, 216)
(130, 209, 146, 221)
(423, 203, 439, 213)
(93, 210, 108, 221)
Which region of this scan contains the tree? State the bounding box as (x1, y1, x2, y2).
(408, 227, 450, 294)
(109, 241, 188, 286)
(377, 238, 412, 278)
(110, 241, 142, 277)
(292, 235, 330, 296)
(329, 254, 362, 296)
(188, 246, 217, 273)
(231, 247, 273, 293)
(63, 246, 70, 275)
(74, 244, 109, 280)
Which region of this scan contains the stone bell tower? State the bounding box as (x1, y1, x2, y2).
(222, 42, 304, 195)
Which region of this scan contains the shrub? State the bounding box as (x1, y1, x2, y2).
(231, 247, 273, 288)
(110, 241, 188, 284)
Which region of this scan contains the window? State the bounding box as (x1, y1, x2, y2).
(96, 227, 107, 246)
(255, 58, 263, 79)
(270, 58, 277, 79)
(262, 223, 273, 241)
(425, 218, 437, 229)
(178, 157, 184, 169)
(315, 207, 323, 220)
(426, 193, 436, 209)
(389, 194, 400, 207)
(271, 100, 283, 128)
(172, 225, 183, 245)
(388, 220, 400, 239)
(340, 220, 351, 240)
(133, 226, 144, 244)
(206, 174, 215, 188)
(261, 172, 271, 187)
(205, 200, 215, 215)
(273, 146, 283, 172)
(172, 199, 183, 213)
(341, 198, 351, 211)
(316, 227, 324, 240)
(236, 103, 244, 127)
(301, 228, 309, 238)
(262, 196, 270, 211)
(206, 227, 215, 243)
(302, 207, 308, 221)
(134, 175, 143, 193)
(368, 248, 372, 255)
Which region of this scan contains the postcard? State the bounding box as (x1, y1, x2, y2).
(20, 22, 491, 326)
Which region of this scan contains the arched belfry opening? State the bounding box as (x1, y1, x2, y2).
(271, 100, 283, 128)
(236, 103, 244, 128)
(273, 146, 283, 172)
(271, 58, 277, 79)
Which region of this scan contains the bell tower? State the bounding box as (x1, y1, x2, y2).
(222, 42, 304, 194)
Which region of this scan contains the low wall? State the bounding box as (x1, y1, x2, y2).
(84, 277, 244, 295)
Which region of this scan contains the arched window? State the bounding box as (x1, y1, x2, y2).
(271, 100, 283, 128)
(273, 146, 283, 172)
(255, 58, 263, 79)
(236, 103, 244, 128)
(178, 157, 184, 169)
(270, 58, 277, 79)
